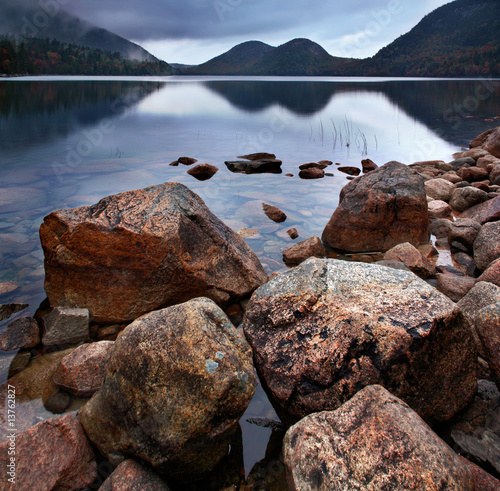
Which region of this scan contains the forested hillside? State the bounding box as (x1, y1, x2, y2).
(0, 37, 173, 76)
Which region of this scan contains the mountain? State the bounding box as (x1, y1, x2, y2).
(0, 0, 161, 62)
(352, 0, 500, 76)
(183, 39, 357, 76)
(183, 41, 274, 75)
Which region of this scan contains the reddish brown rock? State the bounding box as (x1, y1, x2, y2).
(448, 218, 482, 252)
(40, 183, 267, 323)
(469, 166, 490, 182)
(476, 302, 500, 388)
(0, 414, 97, 490)
(298, 167, 324, 179)
(262, 203, 287, 223)
(299, 162, 328, 170)
(237, 152, 276, 161)
(476, 257, 500, 287)
(79, 298, 256, 483)
(100, 460, 170, 491)
(449, 186, 489, 212)
(287, 228, 299, 240)
(459, 456, 500, 491)
(474, 221, 500, 271)
(428, 200, 452, 219)
(283, 385, 474, 491)
(242, 258, 476, 425)
(282, 236, 326, 265)
(361, 158, 378, 173)
(337, 166, 360, 176)
(0, 317, 39, 351)
(462, 195, 500, 224)
(383, 242, 436, 279)
(186, 163, 218, 181)
(177, 156, 197, 165)
(424, 178, 455, 202)
(322, 161, 430, 253)
(471, 127, 500, 158)
(53, 341, 114, 397)
(437, 274, 476, 302)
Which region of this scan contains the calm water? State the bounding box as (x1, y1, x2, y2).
(1, 76, 499, 482)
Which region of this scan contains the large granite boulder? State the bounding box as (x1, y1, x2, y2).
(242, 258, 477, 425)
(0, 414, 97, 490)
(321, 161, 429, 253)
(470, 127, 500, 158)
(283, 385, 473, 491)
(40, 182, 267, 323)
(79, 297, 256, 483)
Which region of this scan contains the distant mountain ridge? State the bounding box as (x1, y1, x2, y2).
(0, 0, 163, 63)
(182, 0, 499, 77)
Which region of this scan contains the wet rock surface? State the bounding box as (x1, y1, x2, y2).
(79, 298, 256, 483)
(242, 258, 476, 425)
(283, 385, 473, 491)
(282, 236, 326, 266)
(40, 182, 267, 323)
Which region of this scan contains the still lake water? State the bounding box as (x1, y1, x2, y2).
(0, 75, 499, 483)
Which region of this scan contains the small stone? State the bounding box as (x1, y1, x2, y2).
(237, 152, 276, 161)
(337, 166, 360, 176)
(42, 307, 90, 346)
(428, 200, 452, 219)
(450, 186, 489, 212)
(287, 228, 299, 240)
(474, 221, 500, 271)
(437, 273, 476, 302)
(0, 303, 28, 322)
(97, 324, 125, 341)
(186, 163, 218, 181)
(282, 236, 326, 265)
(361, 158, 378, 173)
(299, 162, 328, 170)
(298, 167, 324, 179)
(430, 218, 453, 239)
(44, 391, 72, 414)
(262, 203, 287, 223)
(383, 242, 436, 279)
(177, 156, 197, 165)
(100, 459, 170, 491)
(0, 317, 40, 351)
(318, 160, 333, 166)
(448, 218, 482, 252)
(0, 282, 18, 296)
(237, 228, 260, 239)
(424, 178, 456, 202)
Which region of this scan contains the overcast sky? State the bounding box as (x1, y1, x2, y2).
(63, 0, 451, 64)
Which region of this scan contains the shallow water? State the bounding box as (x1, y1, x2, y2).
(0, 75, 499, 482)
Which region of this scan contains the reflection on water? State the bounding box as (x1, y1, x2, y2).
(0, 76, 499, 481)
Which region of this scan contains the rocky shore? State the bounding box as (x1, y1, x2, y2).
(1, 127, 500, 489)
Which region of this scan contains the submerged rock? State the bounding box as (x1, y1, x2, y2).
(242, 258, 476, 425)
(283, 385, 473, 491)
(262, 203, 287, 223)
(0, 317, 39, 351)
(79, 298, 256, 483)
(321, 161, 430, 253)
(40, 182, 267, 323)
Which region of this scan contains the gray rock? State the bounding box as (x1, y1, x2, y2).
(79, 298, 256, 483)
(0, 317, 39, 351)
(474, 221, 500, 271)
(450, 186, 489, 212)
(430, 218, 453, 239)
(448, 157, 475, 171)
(42, 307, 89, 346)
(242, 258, 477, 425)
(283, 385, 473, 491)
(448, 218, 482, 252)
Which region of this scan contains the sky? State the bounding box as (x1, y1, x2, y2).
(50, 0, 452, 64)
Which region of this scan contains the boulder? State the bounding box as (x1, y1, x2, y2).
(0, 317, 39, 351)
(462, 195, 500, 224)
(476, 303, 500, 388)
(436, 273, 476, 302)
(225, 160, 282, 174)
(428, 200, 452, 219)
(383, 242, 436, 279)
(186, 163, 218, 181)
(40, 183, 267, 323)
(449, 187, 489, 212)
(79, 298, 256, 483)
(283, 385, 473, 491)
(0, 414, 97, 490)
(242, 258, 476, 425)
(448, 218, 482, 252)
(100, 460, 170, 491)
(471, 127, 500, 158)
(262, 203, 287, 223)
(42, 307, 89, 345)
(298, 167, 325, 179)
(424, 178, 455, 202)
(282, 236, 326, 266)
(53, 341, 114, 397)
(474, 221, 500, 271)
(477, 258, 500, 287)
(321, 162, 429, 253)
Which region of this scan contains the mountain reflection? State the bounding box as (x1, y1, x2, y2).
(0, 80, 165, 155)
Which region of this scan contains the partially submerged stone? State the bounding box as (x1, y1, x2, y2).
(42, 307, 89, 346)
(0, 317, 39, 351)
(283, 385, 473, 491)
(242, 258, 476, 425)
(79, 298, 256, 483)
(40, 183, 267, 323)
(322, 161, 429, 253)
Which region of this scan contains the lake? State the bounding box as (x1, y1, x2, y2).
(0, 75, 499, 486)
